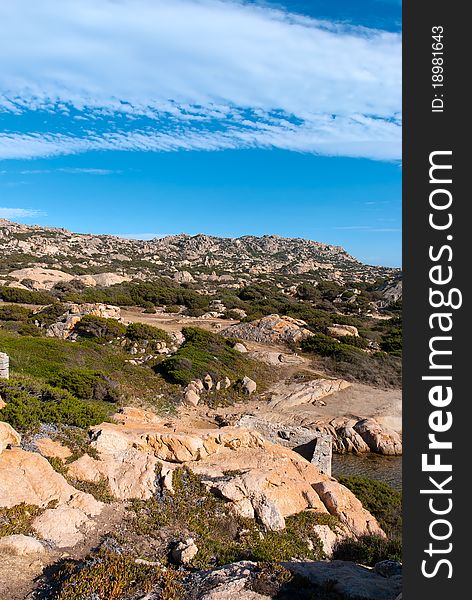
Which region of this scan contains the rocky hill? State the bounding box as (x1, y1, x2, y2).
(0, 219, 399, 289)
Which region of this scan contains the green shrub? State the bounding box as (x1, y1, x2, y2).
(126, 322, 171, 344)
(300, 333, 343, 357)
(380, 327, 402, 356)
(0, 378, 109, 432)
(338, 476, 402, 538)
(48, 369, 121, 403)
(0, 504, 44, 538)
(52, 550, 183, 600)
(164, 304, 181, 313)
(337, 335, 369, 349)
(74, 315, 127, 341)
(0, 285, 54, 305)
(33, 302, 66, 327)
(333, 535, 402, 566)
(158, 327, 250, 386)
(0, 304, 31, 321)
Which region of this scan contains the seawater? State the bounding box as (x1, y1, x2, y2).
(332, 453, 402, 492)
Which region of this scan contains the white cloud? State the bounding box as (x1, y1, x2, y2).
(0, 0, 401, 160)
(0, 207, 44, 219)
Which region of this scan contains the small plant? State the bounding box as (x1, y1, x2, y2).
(74, 315, 127, 341)
(0, 503, 44, 538)
(126, 322, 171, 344)
(52, 550, 183, 600)
(333, 535, 402, 566)
(0, 304, 31, 322)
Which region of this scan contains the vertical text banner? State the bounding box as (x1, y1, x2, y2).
(403, 0, 467, 597)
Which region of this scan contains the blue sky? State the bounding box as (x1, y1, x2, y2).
(0, 0, 402, 267)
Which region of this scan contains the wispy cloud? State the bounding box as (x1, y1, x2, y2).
(0, 207, 44, 219)
(20, 168, 119, 175)
(0, 0, 401, 161)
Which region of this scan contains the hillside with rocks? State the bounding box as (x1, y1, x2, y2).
(0, 221, 402, 600)
(0, 219, 399, 290)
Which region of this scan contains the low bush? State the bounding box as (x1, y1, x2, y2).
(33, 302, 67, 327)
(0, 304, 31, 321)
(0, 285, 54, 305)
(51, 550, 183, 600)
(337, 476, 402, 539)
(333, 535, 402, 566)
(74, 315, 127, 341)
(0, 378, 110, 432)
(126, 322, 171, 344)
(48, 369, 121, 403)
(300, 333, 343, 357)
(0, 503, 44, 538)
(157, 327, 251, 386)
(380, 326, 402, 356)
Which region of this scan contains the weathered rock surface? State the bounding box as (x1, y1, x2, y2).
(0, 421, 21, 454)
(313, 480, 384, 537)
(185, 559, 401, 600)
(224, 314, 314, 345)
(241, 376, 257, 395)
(67, 448, 159, 500)
(353, 418, 402, 456)
(34, 437, 72, 461)
(247, 350, 304, 366)
(45, 302, 121, 339)
(327, 324, 359, 338)
(0, 534, 46, 556)
(66, 412, 385, 538)
(233, 342, 248, 353)
(269, 378, 351, 409)
(187, 561, 269, 600)
(283, 560, 401, 600)
(0, 448, 103, 548)
(33, 507, 93, 547)
(172, 537, 198, 565)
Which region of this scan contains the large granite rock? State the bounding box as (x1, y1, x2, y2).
(0, 447, 103, 548)
(0, 421, 21, 454)
(223, 314, 314, 345)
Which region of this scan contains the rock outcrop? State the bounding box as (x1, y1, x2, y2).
(327, 324, 359, 338)
(224, 314, 314, 345)
(0, 535, 46, 556)
(269, 378, 351, 409)
(0, 421, 21, 454)
(0, 447, 103, 548)
(63, 410, 384, 538)
(45, 302, 122, 339)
